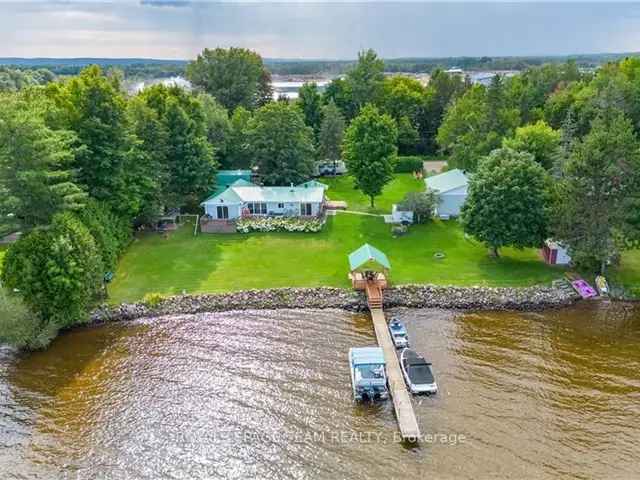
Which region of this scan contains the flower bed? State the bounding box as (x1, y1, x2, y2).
(236, 216, 324, 233)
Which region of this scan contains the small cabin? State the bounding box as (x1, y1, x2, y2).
(424, 169, 470, 219)
(542, 239, 571, 265)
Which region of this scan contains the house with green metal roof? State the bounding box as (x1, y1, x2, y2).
(201, 180, 327, 220)
(424, 168, 470, 219)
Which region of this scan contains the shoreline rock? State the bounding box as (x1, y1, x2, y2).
(91, 284, 580, 323)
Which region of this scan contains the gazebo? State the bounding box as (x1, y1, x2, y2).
(348, 243, 390, 291)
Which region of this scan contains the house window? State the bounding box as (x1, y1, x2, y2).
(216, 206, 229, 219)
(248, 202, 267, 215)
(300, 203, 313, 216)
(278, 203, 284, 209)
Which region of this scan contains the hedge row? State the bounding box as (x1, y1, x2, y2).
(394, 156, 424, 173)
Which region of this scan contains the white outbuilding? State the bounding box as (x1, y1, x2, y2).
(424, 169, 470, 219)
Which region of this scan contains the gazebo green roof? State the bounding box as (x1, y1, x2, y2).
(348, 243, 391, 272)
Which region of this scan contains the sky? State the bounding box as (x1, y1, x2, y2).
(1, 1, 640, 59)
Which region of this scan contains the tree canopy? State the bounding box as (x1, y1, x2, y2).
(318, 101, 345, 164)
(460, 148, 552, 257)
(502, 120, 561, 170)
(342, 104, 398, 207)
(553, 111, 640, 272)
(0, 93, 86, 232)
(186, 47, 272, 111)
(247, 102, 315, 185)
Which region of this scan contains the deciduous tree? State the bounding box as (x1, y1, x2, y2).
(503, 120, 561, 169)
(47, 66, 140, 216)
(342, 105, 398, 207)
(186, 47, 272, 111)
(1, 212, 102, 329)
(247, 102, 315, 185)
(461, 148, 552, 257)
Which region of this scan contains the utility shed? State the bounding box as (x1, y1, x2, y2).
(424, 168, 470, 218)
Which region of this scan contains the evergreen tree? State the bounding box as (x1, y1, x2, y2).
(318, 101, 346, 171)
(554, 111, 640, 272)
(164, 98, 217, 209)
(0, 94, 86, 231)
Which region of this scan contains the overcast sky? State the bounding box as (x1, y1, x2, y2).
(1, 1, 640, 59)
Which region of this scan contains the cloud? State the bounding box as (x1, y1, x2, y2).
(140, 0, 192, 8)
(1, 2, 640, 59)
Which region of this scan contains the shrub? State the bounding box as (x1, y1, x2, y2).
(143, 292, 165, 308)
(1, 212, 102, 328)
(394, 156, 424, 173)
(77, 200, 131, 274)
(0, 287, 57, 350)
(398, 190, 438, 224)
(236, 216, 324, 233)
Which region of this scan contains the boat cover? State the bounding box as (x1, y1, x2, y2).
(403, 349, 435, 384)
(350, 347, 385, 366)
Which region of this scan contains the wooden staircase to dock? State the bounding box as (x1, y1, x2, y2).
(365, 281, 383, 309)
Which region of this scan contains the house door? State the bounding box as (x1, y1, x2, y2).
(216, 206, 229, 219)
(300, 203, 312, 216)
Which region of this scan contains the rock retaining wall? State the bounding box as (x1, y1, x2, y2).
(91, 284, 579, 323)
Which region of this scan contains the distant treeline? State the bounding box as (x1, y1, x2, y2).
(0, 58, 187, 78)
(0, 66, 55, 91)
(2, 52, 640, 79)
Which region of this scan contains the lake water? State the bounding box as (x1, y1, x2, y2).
(1, 303, 639, 479)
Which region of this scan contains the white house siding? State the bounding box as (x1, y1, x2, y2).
(436, 185, 468, 217)
(205, 201, 322, 219)
(204, 203, 241, 219)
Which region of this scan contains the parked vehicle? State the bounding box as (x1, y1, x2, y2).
(400, 348, 438, 395)
(388, 319, 409, 348)
(317, 161, 347, 176)
(349, 347, 389, 401)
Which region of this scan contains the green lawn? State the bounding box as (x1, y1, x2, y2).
(99, 170, 638, 303)
(108, 214, 564, 304)
(611, 250, 640, 292)
(321, 174, 424, 214)
(0, 245, 6, 269)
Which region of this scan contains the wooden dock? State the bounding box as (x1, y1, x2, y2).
(347, 245, 419, 441)
(366, 282, 421, 441)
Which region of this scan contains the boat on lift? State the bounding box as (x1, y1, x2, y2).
(388, 318, 409, 348)
(349, 347, 389, 402)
